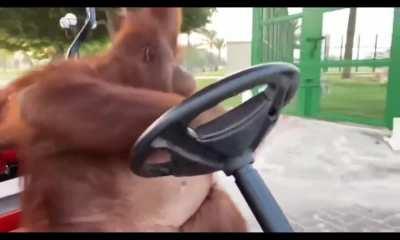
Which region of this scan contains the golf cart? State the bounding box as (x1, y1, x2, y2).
(0, 7, 299, 232)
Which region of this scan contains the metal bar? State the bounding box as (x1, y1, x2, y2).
(321, 58, 391, 68)
(66, 7, 97, 59)
(264, 7, 342, 24)
(271, 23, 275, 60)
(283, 21, 288, 62)
(339, 36, 344, 71)
(287, 20, 294, 63)
(273, 23, 278, 60)
(384, 8, 400, 129)
(251, 8, 266, 96)
(323, 35, 329, 72)
(356, 34, 361, 72)
(251, 8, 264, 66)
(232, 164, 293, 232)
(271, 8, 277, 60)
(277, 23, 282, 60)
(373, 34, 379, 72)
(264, 12, 303, 25)
(298, 8, 323, 117)
(320, 7, 345, 13)
(266, 9, 272, 61)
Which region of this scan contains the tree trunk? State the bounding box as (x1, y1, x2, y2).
(104, 8, 120, 40)
(342, 8, 357, 79)
(187, 31, 191, 47)
(217, 48, 221, 65)
(104, 10, 116, 39)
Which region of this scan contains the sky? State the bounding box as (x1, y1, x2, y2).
(178, 8, 395, 60)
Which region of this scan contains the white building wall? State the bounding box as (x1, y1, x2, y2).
(226, 41, 251, 75)
(226, 41, 253, 103)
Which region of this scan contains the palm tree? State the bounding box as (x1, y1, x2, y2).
(196, 27, 221, 70)
(214, 38, 225, 64)
(196, 27, 217, 49)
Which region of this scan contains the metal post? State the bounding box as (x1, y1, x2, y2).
(339, 36, 344, 72)
(298, 8, 323, 117)
(323, 35, 330, 72)
(272, 23, 276, 60)
(356, 34, 361, 72)
(385, 8, 400, 129)
(251, 8, 264, 66)
(251, 8, 265, 98)
(373, 34, 378, 72)
(231, 163, 293, 232)
(265, 9, 273, 62)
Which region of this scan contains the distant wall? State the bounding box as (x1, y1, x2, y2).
(226, 41, 251, 75)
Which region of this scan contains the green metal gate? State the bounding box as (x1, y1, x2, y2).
(251, 8, 400, 129)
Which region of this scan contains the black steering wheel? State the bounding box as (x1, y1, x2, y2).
(130, 62, 299, 232)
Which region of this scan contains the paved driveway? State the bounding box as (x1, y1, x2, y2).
(218, 116, 400, 232)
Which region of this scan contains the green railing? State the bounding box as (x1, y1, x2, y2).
(320, 59, 391, 68)
(251, 7, 400, 129)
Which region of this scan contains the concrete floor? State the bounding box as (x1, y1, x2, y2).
(217, 115, 400, 232)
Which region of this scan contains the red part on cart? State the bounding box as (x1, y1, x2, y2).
(0, 210, 21, 232)
(0, 149, 21, 232)
(0, 150, 18, 175)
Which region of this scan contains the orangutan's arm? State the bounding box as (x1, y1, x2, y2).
(19, 74, 184, 154)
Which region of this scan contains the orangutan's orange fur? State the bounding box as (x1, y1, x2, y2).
(0, 8, 247, 232)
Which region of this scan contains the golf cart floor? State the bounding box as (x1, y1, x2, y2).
(217, 115, 400, 232)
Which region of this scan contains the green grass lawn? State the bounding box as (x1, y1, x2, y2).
(196, 72, 388, 121)
(196, 77, 242, 110)
(196, 77, 217, 90)
(320, 74, 387, 120)
(196, 69, 226, 77)
(196, 69, 240, 111)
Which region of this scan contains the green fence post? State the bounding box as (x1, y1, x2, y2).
(250, 8, 265, 96)
(373, 34, 378, 72)
(298, 8, 323, 117)
(322, 35, 329, 72)
(355, 34, 360, 72)
(385, 8, 400, 129)
(251, 8, 264, 66)
(265, 9, 273, 63)
(339, 36, 344, 72)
